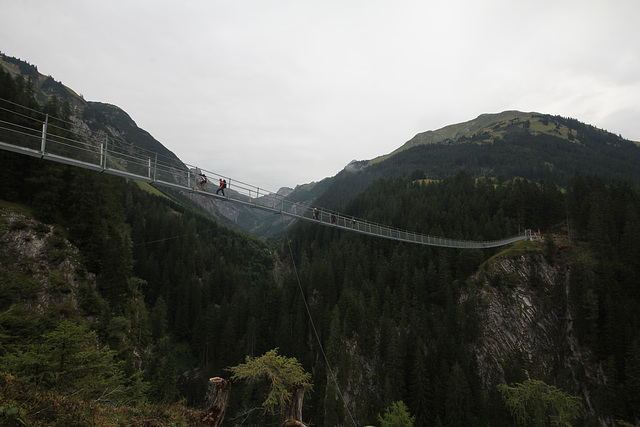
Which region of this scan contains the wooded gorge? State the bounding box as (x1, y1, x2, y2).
(1, 66, 640, 426)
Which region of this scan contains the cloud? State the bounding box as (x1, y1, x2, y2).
(1, 0, 639, 191)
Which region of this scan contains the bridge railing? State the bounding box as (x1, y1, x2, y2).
(0, 111, 45, 153)
(0, 97, 527, 248)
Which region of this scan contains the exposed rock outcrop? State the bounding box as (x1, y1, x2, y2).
(0, 208, 94, 313)
(468, 251, 605, 419)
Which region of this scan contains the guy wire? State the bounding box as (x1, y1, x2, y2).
(284, 227, 358, 427)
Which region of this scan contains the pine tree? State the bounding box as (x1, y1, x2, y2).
(408, 337, 431, 425)
(497, 379, 581, 427)
(0, 321, 132, 401)
(377, 400, 415, 426)
(623, 339, 640, 420)
(324, 306, 345, 425)
(146, 336, 178, 403)
(229, 348, 312, 416)
(150, 296, 168, 340)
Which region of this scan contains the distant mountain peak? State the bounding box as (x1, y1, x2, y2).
(409, 110, 538, 146)
(276, 187, 294, 197)
(344, 159, 367, 173)
(368, 111, 539, 166)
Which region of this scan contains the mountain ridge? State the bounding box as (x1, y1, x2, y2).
(369, 110, 537, 165)
(366, 109, 639, 168)
(3, 52, 640, 240)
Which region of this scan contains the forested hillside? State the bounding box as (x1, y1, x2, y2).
(284, 172, 640, 425)
(1, 57, 639, 426)
(0, 147, 273, 388)
(310, 113, 640, 211)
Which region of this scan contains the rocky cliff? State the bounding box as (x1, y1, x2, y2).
(467, 246, 606, 420)
(0, 206, 94, 318)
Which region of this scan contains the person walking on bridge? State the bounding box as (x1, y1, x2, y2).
(198, 173, 207, 191)
(216, 178, 226, 196)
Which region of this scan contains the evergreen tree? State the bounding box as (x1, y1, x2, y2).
(150, 295, 168, 340)
(324, 306, 346, 425)
(497, 379, 581, 427)
(444, 362, 473, 426)
(145, 336, 178, 403)
(408, 337, 431, 425)
(623, 339, 640, 420)
(377, 400, 415, 427)
(0, 321, 136, 401)
(229, 348, 312, 416)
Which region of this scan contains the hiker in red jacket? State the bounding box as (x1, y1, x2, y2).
(216, 178, 226, 196)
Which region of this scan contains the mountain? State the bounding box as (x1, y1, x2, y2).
(2, 52, 640, 426)
(0, 52, 286, 234)
(373, 110, 539, 162)
(291, 110, 640, 214)
(246, 110, 640, 238)
(375, 109, 638, 162)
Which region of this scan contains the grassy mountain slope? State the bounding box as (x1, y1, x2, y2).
(371, 110, 537, 164)
(302, 111, 640, 212)
(377, 109, 638, 162)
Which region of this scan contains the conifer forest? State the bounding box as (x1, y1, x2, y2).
(1, 61, 640, 426)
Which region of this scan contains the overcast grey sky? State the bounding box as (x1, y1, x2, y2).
(2, 0, 639, 191)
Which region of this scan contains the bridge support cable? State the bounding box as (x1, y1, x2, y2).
(0, 97, 528, 248)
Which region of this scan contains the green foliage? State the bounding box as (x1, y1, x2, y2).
(497, 379, 581, 426)
(145, 336, 178, 403)
(0, 264, 41, 311)
(0, 321, 138, 402)
(48, 269, 71, 294)
(377, 400, 415, 426)
(0, 371, 206, 426)
(0, 304, 40, 348)
(543, 232, 557, 264)
(229, 348, 312, 415)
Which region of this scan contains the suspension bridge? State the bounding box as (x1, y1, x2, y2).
(0, 98, 530, 248)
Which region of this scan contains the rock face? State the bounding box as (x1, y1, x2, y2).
(0, 208, 93, 314)
(468, 252, 604, 417)
(468, 254, 562, 388)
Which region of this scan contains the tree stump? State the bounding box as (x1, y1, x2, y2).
(283, 383, 306, 424)
(203, 377, 230, 427)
